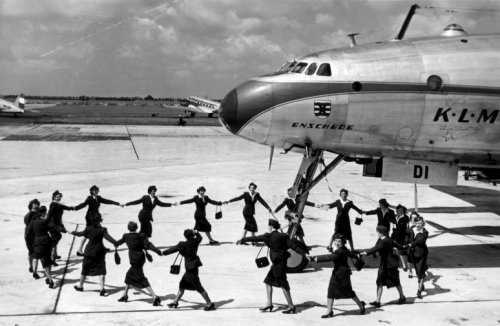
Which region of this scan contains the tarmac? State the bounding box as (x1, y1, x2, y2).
(0, 124, 499, 326)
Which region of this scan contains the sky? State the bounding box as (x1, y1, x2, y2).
(0, 0, 499, 98)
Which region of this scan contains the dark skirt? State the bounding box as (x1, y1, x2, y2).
(328, 268, 356, 299)
(50, 231, 62, 246)
(376, 267, 401, 288)
(25, 236, 34, 255)
(125, 264, 150, 288)
(180, 268, 205, 293)
(334, 221, 352, 242)
(194, 216, 212, 232)
(82, 254, 106, 276)
(243, 214, 258, 232)
(412, 255, 428, 280)
(139, 219, 153, 238)
(264, 258, 290, 290)
(33, 243, 52, 268)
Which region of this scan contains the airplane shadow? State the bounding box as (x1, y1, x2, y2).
(426, 220, 500, 238)
(418, 185, 500, 215)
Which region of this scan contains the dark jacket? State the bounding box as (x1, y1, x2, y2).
(408, 228, 428, 258)
(116, 232, 161, 265)
(126, 195, 171, 222)
(365, 237, 402, 269)
(75, 196, 120, 222)
(180, 195, 221, 218)
(229, 192, 271, 216)
(73, 226, 117, 257)
(163, 233, 203, 271)
(316, 246, 358, 277)
(24, 210, 38, 235)
(391, 214, 410, 245)
(27, 218, 65, 247)
(365, 207, 396, 230)
(47, 201, 72, 230)
(242, 231, 305, 262)
(275, 198, 314, 214)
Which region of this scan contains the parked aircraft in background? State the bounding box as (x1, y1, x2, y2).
(162, 96, 220, 118)
(0, 94, 56, 117)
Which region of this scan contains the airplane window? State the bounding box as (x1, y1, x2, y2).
(291, 62, 308, 74)
(317, 63, 331, 76)
(276, 60, 297, 73)
(306, 63, 318, 75)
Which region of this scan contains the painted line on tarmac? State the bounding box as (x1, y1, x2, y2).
(125, 125, 140, 160)
(52, 224, 79, 314)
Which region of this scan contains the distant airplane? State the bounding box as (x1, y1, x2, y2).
(464, 169, 500, 186)
(162, 96, 219, 118)
(0, 94, 56, 117)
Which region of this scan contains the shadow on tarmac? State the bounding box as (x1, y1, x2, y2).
(419, 185, 500, 215)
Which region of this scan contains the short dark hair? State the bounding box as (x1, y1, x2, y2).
(147, 185, 157, 194)
(339, 189, 348, 196)
(128, 221, 138, 232)
(28, 199, 40, 210)
(249, 182, 257, 189)
(89, 185, 99, 194)
(376, 225, 389, 236)
(396, 204, 407, 213)
(38, 206, 47, 215)
(184, 229, 195, 239)
(197, 186, 206, 193)
(52, 190, 61, 200)
(333, 233, 347, 245)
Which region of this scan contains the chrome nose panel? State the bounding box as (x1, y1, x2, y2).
(219, 81, 274, 135)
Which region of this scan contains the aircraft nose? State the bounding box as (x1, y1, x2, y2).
(219, 88, 239, 134)
(219, 80, 274, 135)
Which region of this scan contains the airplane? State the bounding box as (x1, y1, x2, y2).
(162, 96, 220, 118)
(217, 4, 500, 270)
(463, 168, 500, 186)
(0, 94, 56, 117)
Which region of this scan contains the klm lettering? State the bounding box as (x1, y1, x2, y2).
(433, 108, 499, 124)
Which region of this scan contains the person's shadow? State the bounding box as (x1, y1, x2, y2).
(422, 271, 451, 297)
(170, 298, 234, 310)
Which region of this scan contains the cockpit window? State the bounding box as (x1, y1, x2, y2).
(317, 63, 331, 76)
(276, 60, 297, 74)
(291, 62, 308, 74)
(306, 63, 317, 75)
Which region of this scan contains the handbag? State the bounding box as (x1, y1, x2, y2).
(114, 248, 121, 265)
(170, 252, 183, 275)
(354, 216, 363, 225)
(255, 243, 269, 268)
(352, 257, 365, 271)
(215, 206, 223, 220)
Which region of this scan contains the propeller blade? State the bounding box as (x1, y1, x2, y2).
(269, 146, 274, 171)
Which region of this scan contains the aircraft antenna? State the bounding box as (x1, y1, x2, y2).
(347, 33, 359, 47)
(395, 3, 420, 40)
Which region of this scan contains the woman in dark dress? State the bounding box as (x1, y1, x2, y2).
(178, 186, 222, 245)
(406, 216, 429, 299)
(71, 213, 118, 296)
(74, 185, 122, 256)
(360, 225, 406, 307)
(115, 221, 162, 306)
(309, 189, 363, 251)
(407, 211, 420, 278)
(225, 183, 272, 240)
(163, 229, 215, 311)
(237, 219, 306, 314)
(24, 199, 40, 278)
(310, 233, 366, 318)
(47, 190, 74, 265)
(26, 206, 61, 288)
(391, 204, 410, 271)
(125, 185, 173, 238)
(273, 188, 316, 243)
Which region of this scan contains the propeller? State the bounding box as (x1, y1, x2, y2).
(268, 146, 274, 170)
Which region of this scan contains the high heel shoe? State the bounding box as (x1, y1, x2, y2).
(29, 267, 34, 273)
(76, 251, 84, 257)
(48, 281, 55, 289)
(153, 296, 161, 306)
(398, 296, 406, 304)
(118, 295, 128, 302)
(259, 305, 273, 312)
(74, 285, 83, 292)
(369, 301, 381, 308)
(321, 311, 334, 318)
(360, 301, 366, 315)
(167, 302, 178, 308)
(417, 291, 422, 299)
(32, 272, 40, 279)
(282, 306, 296, 314)
(45, 278, 50, 285)
(204, 303, 216, 311)
(99, 289, 106, 296)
